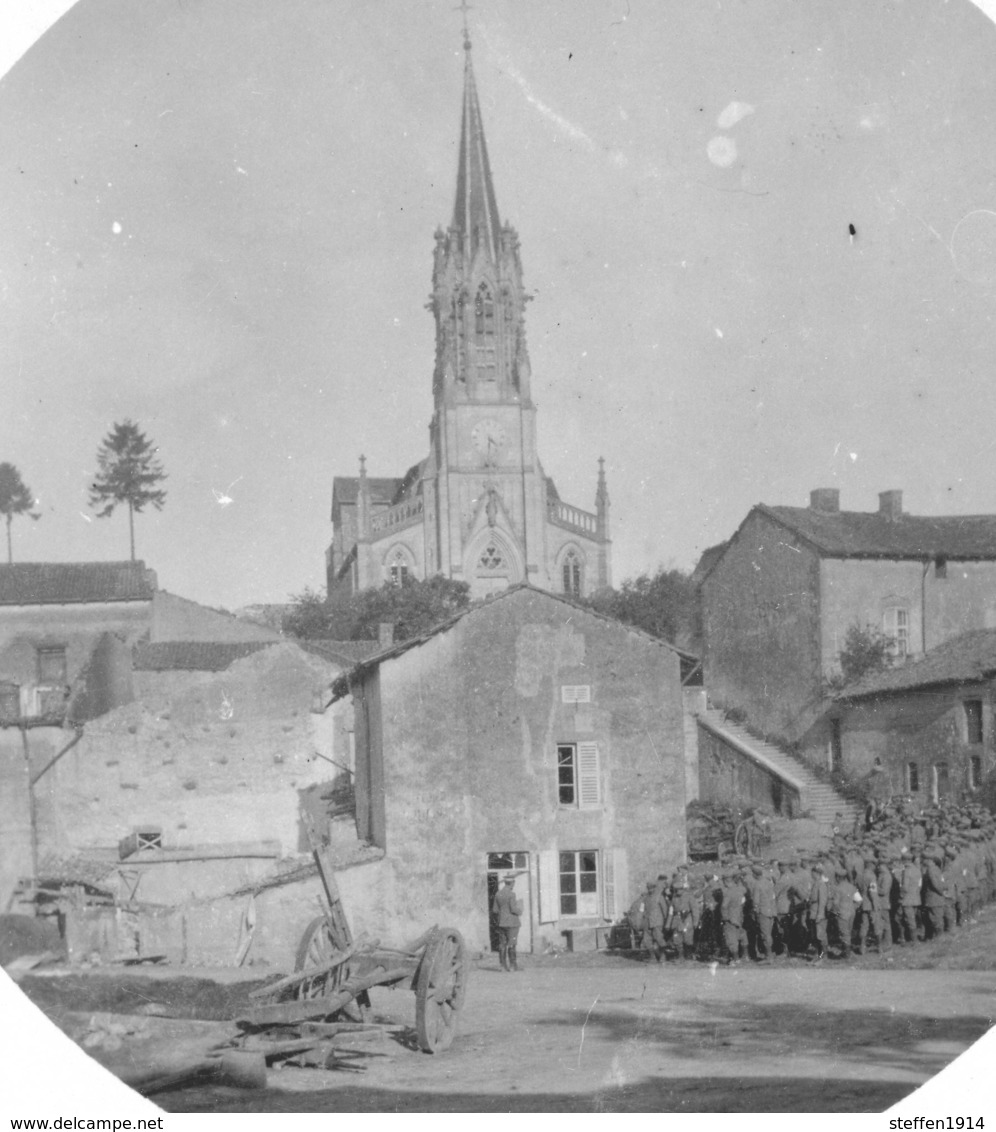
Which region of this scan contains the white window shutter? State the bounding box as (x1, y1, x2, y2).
(577, 741, 600, 809)
(611, 848, 629, 920)
(538, 849, 559, 923)
(602, 850, 615, 920)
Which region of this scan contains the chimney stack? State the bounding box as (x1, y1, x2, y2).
(809, 488, 840, 513)
(878, 490, 903, 521)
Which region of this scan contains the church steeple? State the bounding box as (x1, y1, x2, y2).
(429, 22, 532, 408)
(452, 33, 502, 265)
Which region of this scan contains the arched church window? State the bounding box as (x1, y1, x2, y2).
(474, 284, 495, 340)
(562, 550, 583, 597)
(385, 548, 411, 587)
(479, 543, 505, 571)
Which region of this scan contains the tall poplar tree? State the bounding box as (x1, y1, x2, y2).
(88, 420, 167, 561)
(0, 462, 40, 564)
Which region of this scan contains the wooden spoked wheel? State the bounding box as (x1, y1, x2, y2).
(415, 927, 468, 1053)
(293, 916, 370, 1021)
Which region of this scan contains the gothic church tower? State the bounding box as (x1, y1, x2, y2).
(327, 27, 611, 600)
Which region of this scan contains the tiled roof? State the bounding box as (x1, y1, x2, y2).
(839, 629, 996, 698)
(298, 639, 384, 666)
(0, 561, 157, 605)
(133, 641, 278, 672)
(760, 505, 996, 560)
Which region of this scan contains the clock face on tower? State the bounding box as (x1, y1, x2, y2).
(471, 418, 506, 462)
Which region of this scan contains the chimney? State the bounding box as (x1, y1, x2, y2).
(378, 622, 395, 647)
(809, 488, 840, 513)
(878, 490, 903, 521)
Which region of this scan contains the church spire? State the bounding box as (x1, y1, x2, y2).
(451, 23, 502, 263)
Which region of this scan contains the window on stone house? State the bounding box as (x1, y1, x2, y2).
(935, 557, 948, 579)
(907, 761, 920, 793)
(562, 551, 582, 598)
(964, 699, 984, 745)
(559, 849, 599, 917)
(37, 647, 67, 684)
(969, 755, 983, 790)
(557, 742, 601, 808)
(882, 608, 910, 661)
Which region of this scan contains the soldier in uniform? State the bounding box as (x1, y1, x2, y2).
(807, 863, 829, 963)
(492, 873, 523, 972)
(898, 853, 923, 945)
(748, 862, 776, 962)
(720, 866, 748, 966)
(669, 872, 698, 961)
(645, 877, 670, 963)
(921, 846, 949, 940)
(773, 859, 794, 958)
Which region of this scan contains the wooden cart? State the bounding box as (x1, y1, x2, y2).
(225, 817, 469, 1069)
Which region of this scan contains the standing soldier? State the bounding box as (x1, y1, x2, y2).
(921, 847, 948, 940)
(492, 873, 524, 972)
(669, 872, 698, 962)
(749, 862, 776, 962)
(773, 860, 794, 958)
(807, 864, 830, 963)
(627, 882, 653, 957)
(645, 877, 669, 963)
(720, 867, 748, 966)
(877, 853, 897, 950)
(898, 853, 923, 945)
(829, 866, 860, 958)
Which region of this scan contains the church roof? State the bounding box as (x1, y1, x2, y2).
(451, 38, 503, 262)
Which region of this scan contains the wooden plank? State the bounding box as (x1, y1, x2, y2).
(248, 944, 357, 1000)
(240, 965, 410, 1027)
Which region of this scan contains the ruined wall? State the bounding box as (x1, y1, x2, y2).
(150, 592, 282, 642)
(359, 588, 686, 952)
(702, 511, 821, 742)
(838, 685, 996, 805)
(33, 644, 341, 862)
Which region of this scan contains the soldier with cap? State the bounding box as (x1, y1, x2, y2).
(720, 865, 748, 966)
(669, 870, 698, 961)
(645, 877, 670, 963)
(807, 863, 829, 962)
(921, 845, 949, 940)
(492, 873, 523, 972)
(747, 861, 776, 961)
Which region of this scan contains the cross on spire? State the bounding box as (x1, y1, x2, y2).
(454, 0, 473, 50)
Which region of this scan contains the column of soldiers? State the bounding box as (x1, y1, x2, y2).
(625, 797, 996, 964)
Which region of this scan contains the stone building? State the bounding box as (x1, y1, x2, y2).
(327, 33, 611, 602)
(698, 488, 996, 762)
(332, 585, 687, 953)
(833, 629, 996, 807)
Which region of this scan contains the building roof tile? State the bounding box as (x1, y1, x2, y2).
(133, 640, 278, 672)
(839, 629, 996, 698)
(760, 505, 996, 560)
(0, 561, 157, 606)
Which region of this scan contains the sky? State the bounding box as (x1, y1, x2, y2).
(2, 0, 996, 612)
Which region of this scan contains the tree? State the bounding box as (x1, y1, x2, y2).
(283, 575, 472, 644)
(0, 463, 40, 564)
(830, 621, 892, 688)
(582, 566, 699, 648)
(88, 420, 167, 560)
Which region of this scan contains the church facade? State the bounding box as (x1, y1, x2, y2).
(326, 35, 611, 602)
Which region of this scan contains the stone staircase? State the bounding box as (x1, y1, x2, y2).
(697, 707, 860, 829)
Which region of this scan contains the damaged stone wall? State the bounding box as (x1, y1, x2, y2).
(34, 643, 344, 866)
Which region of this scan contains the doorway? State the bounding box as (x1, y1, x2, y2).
(932, 762, 951, 804)
(486, 850, 532, 954)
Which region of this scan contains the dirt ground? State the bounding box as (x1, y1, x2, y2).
(7, 906, 996, 1114)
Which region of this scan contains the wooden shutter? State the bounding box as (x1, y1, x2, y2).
(538, 849, 559, 923)
(611, 848, 629, 920)
(602, 849, 615, 920)
(577, 741, 601, 809)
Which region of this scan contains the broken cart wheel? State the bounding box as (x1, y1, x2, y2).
(415, 927, 468, 1053)
(294, 916, 370, 1022)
